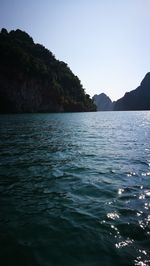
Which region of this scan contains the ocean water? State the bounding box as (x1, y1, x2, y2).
(0, 111, 150, 266)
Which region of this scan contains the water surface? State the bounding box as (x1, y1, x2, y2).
(0, 111, 150, 266)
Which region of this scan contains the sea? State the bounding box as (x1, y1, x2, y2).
(0, 111, 150, 266)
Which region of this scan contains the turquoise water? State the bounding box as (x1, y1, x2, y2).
(0, 111, 150, 266)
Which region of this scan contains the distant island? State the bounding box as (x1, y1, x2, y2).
(93, 73, 150, 111)
(92, 93, 114, 111)
(0, 28, 96, 113)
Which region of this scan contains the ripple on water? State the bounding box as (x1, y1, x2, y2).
(0, 112, 150, 266)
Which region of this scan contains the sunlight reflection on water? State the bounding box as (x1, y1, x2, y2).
(0, 111, 150, 266)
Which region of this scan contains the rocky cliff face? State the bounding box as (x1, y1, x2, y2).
(0, 72, 64, 113)
(93, 73, 150, 111)
(0, 28, 96, 113)
(92, 93, 113, 111)
(114, 73, 150, 111)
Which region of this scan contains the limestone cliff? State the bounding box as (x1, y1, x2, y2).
(92, 93, 113, 111)
(0, 28, 96, 113)
(114, 73, 150, 110)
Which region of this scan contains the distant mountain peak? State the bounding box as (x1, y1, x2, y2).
(93, 72, 150, 111)
(114, 72, 150, 111)
(93, 93, 113, 111)
(141, 72, 150, 87)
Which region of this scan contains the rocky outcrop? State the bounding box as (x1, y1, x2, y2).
(0, 75, 63, 113)
(93, 73, 150, 111)
(114, 73, 150, 111)
(0, 28, 96, 113)
(92, 93, 113, 111)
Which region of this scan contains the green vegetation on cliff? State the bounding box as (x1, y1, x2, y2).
(0, 28, 96, 113)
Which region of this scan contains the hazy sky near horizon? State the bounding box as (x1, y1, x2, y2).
(0, 0, 150, 100)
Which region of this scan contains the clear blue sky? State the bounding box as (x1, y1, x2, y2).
(0, 0, 150, 100)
